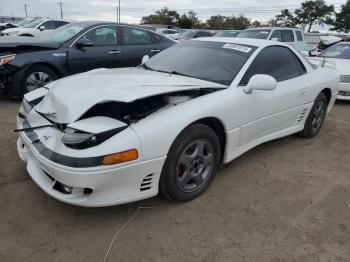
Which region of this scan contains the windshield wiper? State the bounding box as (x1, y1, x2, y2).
(140, 63, 155, 71)
(169, 71, 191, 77)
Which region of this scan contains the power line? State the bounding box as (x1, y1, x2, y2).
(57, 2, 64, 19)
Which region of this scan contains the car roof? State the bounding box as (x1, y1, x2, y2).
(245, 27, 303, 31)
(193, 37, 291, 48)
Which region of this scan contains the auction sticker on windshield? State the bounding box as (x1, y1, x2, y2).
(222, 43, 252, 53)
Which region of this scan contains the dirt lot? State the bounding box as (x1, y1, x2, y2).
(0, 96, 349, 262)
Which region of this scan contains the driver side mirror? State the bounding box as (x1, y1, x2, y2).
(76, 38, 94, 49)
(141, 55, 150, 64)
(39, 25, 46, 31)
(271, 37, 280, 42)
(244, 74, 277, 94)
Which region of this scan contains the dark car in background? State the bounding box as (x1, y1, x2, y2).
(213, 30, 241, 37)
(178, 30, 213, 41)
(0, 21, 176, 97)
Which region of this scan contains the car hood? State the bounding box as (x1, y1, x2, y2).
(34, 67, 226, 123)
(322, 58, 350, 75)
(0, 35, 60, 49)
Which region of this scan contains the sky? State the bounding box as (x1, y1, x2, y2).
(0, 0, 345, 24)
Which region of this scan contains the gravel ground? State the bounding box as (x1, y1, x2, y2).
(0, 96, 349, 262)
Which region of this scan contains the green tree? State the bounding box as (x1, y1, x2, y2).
(251, 20, 262, 27)
(294, 0, 334, 32)
(331, 0, 350, 32)
(206, 15, 227, 30)
(141, 7, 180, 25)
(178, 10, 200, 28)
(275, 9, 296, 26)
(226, 16, 251, 30)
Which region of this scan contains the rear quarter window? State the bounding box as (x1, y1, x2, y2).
(296, 31, 304, 41)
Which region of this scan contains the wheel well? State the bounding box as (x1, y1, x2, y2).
(19, 34, 34, 37)
(195, 117, 226, 161)
(27, 62, 62, 77)
(321, 88, 332, 104)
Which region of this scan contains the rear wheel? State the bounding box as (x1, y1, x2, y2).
(159, 123, 221, 202)
(21, 65, 58, 95)
(299, 92, 328, 138)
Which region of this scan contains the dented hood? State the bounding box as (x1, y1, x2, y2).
(35, 67, 226, 123)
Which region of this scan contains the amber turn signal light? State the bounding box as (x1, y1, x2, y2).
(102, 149, 138, 165)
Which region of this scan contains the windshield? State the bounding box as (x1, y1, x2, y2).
(144, 41, 256, 86)
(319, 43, 350, 59)
(15, 19, 29, 27)
(181, 31, 195, 37)
(237, 29, 270, 39)
(40, 23, 86, 43)
(214, 31, 239, 37)
(23, 19, 45, 28)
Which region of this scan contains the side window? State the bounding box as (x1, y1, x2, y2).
(296, 31, 304, 41)
(81, 26, 117, 46)
(282, 30, 294, 42)
(122, 27, 152, 45)
(270, 30, 282, 41)
(240, 46, 306, 85)
(40, 20, 57, 30)
(202, 31, 212, 36)
(56, 21, 69, 28)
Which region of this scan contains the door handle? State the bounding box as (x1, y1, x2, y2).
(109, 50, 121, 54)
(151, 49, 160, 53)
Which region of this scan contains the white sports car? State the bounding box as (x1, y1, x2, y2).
(16, 38, 339, 207)
(317, 42, 350, 100)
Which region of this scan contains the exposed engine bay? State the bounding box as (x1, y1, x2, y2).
(79, 88, 220, 125)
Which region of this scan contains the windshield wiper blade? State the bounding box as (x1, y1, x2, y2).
(169, 71, 191, 77)
(140, 63, 155, 71)
(14, 124, 55, 132)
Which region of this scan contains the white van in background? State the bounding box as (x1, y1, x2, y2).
(237, 27, 307, 52)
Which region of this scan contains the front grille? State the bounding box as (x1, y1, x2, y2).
(339, 91, 350, 97)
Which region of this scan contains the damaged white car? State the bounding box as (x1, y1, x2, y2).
(16, 38, 339, 207)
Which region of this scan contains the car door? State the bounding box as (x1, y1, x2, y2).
(281, 30, 295, 47)
(67, 25, 122, 75)
(236, 46, 310, 146)
(38, 20, 58, 33)
(120, 26, 167, 67)
(269, 30, 282, 42)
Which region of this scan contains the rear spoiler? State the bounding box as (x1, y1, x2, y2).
(306, 57, 337, 69)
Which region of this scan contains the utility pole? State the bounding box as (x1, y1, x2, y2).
(57, 2, 64, 19)
(24, 4, 28, 18)
(118, 0, 121, 22)
(116, 5, 119, 22)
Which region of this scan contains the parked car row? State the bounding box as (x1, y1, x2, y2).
(1, 18, 70, 37)
(0, 21, 176, 97)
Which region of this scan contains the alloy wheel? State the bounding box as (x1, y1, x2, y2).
(176, 139, 215, 192)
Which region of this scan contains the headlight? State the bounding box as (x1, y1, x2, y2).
(0, 54, 16, 66)
(62, 126, 127, 149)
(62, 128, 97, 149)
(21, 99, 33, 114)
(340, 75, 350, 83)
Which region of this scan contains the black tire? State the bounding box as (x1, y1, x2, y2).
(159, 123, 221, 202)
(299, 92, 328, 138)
(20, 65, 58, 96)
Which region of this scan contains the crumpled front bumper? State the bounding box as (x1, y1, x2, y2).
(16, 117, 166, 207)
